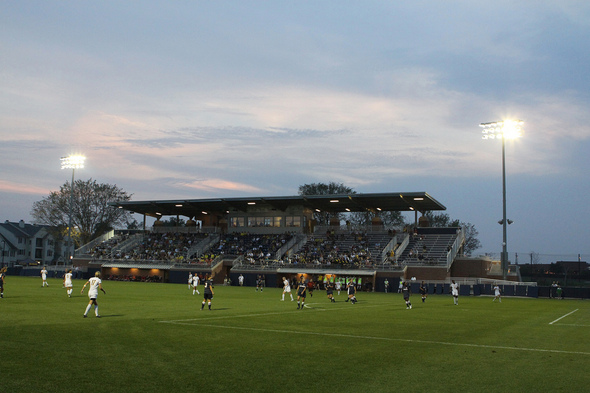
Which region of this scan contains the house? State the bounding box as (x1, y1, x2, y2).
(0, 220, 67, 267)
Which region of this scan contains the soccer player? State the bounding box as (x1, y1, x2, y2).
(326, 281, 335, 303)
(402, 281, 412, 309)
(201, 275, 214, 310)
(81, 271, 106, 318)
(256, 275, 263, 292)
(192, 273, 200, 295)
(238, 274, 244, 286)
(384, 278, 389, 293)
(63, 269, 73, 297)
(419, 280, 427, 303)
(493, 284, 502, 302)
(188, 272, 193, 289)
(296, 276, 307, 309)
(281, 276, 293, 301)
(346, 279, 357, 304)
(451, 280, 459, 305)
(0, 266, 6, 298)
(307, 278, 314, 297)
(41, 266, 49, 287)
(335, 280, 341, 295)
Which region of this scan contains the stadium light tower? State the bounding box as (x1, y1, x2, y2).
(60, 155, 85, 265)
(480, 120, 523, 280)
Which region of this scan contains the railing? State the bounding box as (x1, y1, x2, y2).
(92, 258, 215, 267)
(274, 234, 304, 259)
(314, 225, 391, 234)
(76, 230, 115, 255)
(187, 233, 220, 259)
(446, 229, 465, 269)
(151, 226, 221, 234)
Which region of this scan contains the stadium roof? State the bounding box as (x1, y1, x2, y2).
(110, 192, 446, 219)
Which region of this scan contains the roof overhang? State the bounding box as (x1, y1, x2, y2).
(108, 192, 446, 219)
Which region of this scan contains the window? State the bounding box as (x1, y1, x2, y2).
(286, 216, 301, 227)
(230, 217, 245, 227)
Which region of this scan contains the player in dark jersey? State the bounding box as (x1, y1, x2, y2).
(402, 281, 412, 309)
(346, 279, 357, 304)
(419, 280, 427, 303)
(256, 274, 263, 292)
(201, 275, 215, 310)
(326, 281, 335, 303)
(296, 276, 307, 309)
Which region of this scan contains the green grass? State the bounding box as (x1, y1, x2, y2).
(1, 277, 589, 392)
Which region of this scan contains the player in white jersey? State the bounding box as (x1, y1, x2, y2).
(335, 280, 341, 295)
(493, 284, 502, 302)
(188, 272, 193, 289)
(238, 274, 244, 286)
(63, 269, 73, 297)
(281, 276, 294, 301)
(41, 267, 49, 287)
(81, 271, 106, 318)
(450, 280, 459, 305)
(192, 274, 200, 295)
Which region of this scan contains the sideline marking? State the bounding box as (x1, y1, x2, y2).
(549, 309, 579, 325)
(161, 321, 590, 356)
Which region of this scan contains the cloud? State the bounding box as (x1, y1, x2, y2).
(178, 179, 263, 193)
(0, 180, 50, 195)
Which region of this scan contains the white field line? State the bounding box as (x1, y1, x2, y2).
(160, 320, 590, 356)
(160, 303, 382, 323)
(549, 309, 579, 325)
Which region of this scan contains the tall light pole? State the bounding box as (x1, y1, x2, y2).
(480, 120, 523, 280)
(60, 155, 85, 265)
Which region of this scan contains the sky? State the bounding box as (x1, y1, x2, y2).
(2, 1, 589, 264)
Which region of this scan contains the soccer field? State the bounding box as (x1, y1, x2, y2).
(1, 276, 588, 393)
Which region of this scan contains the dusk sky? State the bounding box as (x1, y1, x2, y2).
(2, 1, 589, 263)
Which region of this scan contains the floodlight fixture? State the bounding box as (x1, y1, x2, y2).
(60, 155, 86, 169)
(480, 120, 523, 140)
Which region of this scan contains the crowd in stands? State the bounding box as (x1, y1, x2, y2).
(90, 233, 131, 259)
(86, 228, 455, 268)
(290, 231, 375, 267)
(215, 233, 294, 264)
(90, 232, 212, 264)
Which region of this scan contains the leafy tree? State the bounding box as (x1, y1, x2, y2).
(348, 210, 405, 230)
(31, 179, 134, 246)
(158, 217, 186, 227)
(298, 182, 355, 226)
(461, 222, 481, 256)
(423, 212, 481, 256)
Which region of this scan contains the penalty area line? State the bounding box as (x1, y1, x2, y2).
(164, 322, 590, 356)
(549, 309, 579, 325)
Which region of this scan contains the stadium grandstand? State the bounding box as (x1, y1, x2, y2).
(13, 191, 584, 297)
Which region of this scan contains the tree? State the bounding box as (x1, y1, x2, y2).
(348, 210, 405, 230)
(158, 217, 187, 227)
(423, 212, 481, 256)
(31, 179, 134, 246)
(461, 222, 481, 256)
(298, 182, 355, 226)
